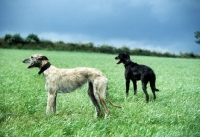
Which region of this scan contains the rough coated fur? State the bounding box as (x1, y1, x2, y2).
(115, 53, 159, 102)
(22, 54, 121, 118)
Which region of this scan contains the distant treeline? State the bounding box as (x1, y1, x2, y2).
(0, 33, 199, 58)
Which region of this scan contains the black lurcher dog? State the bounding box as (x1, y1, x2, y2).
(115, 53, 159, 102)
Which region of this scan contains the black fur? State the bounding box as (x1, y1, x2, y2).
(38, 62, 51, 74)
(115, 53, 159, 102)
(38, 56, 49, 61)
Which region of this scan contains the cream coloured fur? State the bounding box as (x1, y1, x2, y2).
(23, 54, 121, 118)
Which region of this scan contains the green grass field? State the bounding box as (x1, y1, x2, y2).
(0, 49, 200, 137)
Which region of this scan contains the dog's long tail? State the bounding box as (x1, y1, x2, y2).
(150, 73, 159, 92)
(106, 85, 122, 108)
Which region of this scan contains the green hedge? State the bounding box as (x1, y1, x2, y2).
(0, 34, 199, 58)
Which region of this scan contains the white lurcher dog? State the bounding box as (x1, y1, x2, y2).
(22, 54, 121, 118)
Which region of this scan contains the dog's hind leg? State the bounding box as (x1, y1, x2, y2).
(150, 86, 156, 100)
(87, 82, 101, 117)
(100, 97, 109, 119)
(52, 92, 57, 113)
(46, 90, 56, 114)
(93, 81, 109, 118)
(150, 75, 159, 100)
(141, 80, 149, 103)
(150, 78, 158, 100)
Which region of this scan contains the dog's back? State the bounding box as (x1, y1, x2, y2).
(125, 61, 153, 80)
(44, 66, 107, 93)
(130, 62, 154, 76)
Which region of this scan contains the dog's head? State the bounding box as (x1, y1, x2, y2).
(115, 53, 130, 64)
(22, 54, 49, 68)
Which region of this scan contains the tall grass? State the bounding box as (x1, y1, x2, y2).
(0, 49, 200, 137)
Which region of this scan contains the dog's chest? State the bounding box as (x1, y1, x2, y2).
(125, 66, 141, 80)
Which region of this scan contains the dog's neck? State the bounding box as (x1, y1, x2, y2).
(38, 62, 51, 75)
(124, 59, 131, 67)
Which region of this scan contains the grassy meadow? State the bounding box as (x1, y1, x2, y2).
(0, 49, 200, 137)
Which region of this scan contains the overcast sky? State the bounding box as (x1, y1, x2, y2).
(0, 0, 200, 53)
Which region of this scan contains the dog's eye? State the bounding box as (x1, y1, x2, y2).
(31, 56, 33, 58)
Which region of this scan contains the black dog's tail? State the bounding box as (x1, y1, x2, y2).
(150, 83, 159, 92)
(150, 73, 159, 92)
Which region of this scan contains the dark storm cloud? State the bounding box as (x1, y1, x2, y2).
(0, 0, 200, 53)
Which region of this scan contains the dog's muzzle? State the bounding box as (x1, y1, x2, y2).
(22, 59, 36, 68)
(115, 57, 121, 64)
(22, 59, 32, 64)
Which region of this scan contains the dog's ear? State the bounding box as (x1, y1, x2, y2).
(125, 54, 130, 59)
(42, 56, 48, 60)
(38, 56, 49, 60)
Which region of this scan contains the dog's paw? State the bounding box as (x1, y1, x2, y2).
(46, 109, 50, 114)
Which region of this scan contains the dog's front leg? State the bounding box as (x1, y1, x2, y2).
(46, 90, 56, 114)
(52, 92, 57, 113)
(126, 80, 130, 96)
(132, 80, 137, 95)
